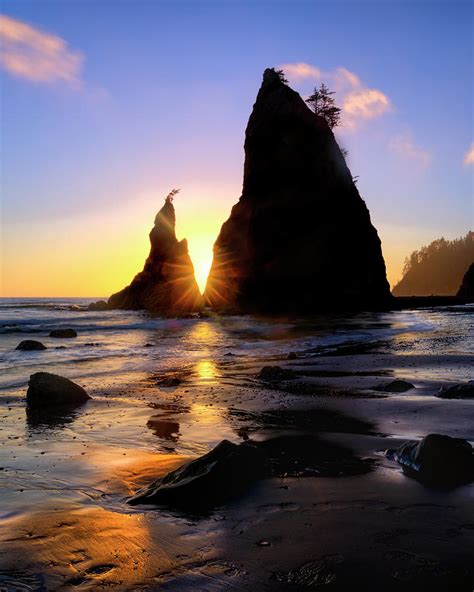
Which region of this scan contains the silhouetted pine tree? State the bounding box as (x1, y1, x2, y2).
(306, 83, 341, 129)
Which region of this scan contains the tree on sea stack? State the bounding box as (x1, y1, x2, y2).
(306, 83, 342, 129)
(276, 69, 288, 84)
(165, 188, 180, 203)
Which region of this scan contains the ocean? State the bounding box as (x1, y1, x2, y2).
(1, 297, 473, 396)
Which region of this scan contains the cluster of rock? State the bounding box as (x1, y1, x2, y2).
(15, 328, 78, 352)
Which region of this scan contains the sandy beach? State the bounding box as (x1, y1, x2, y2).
(0, 301, 473, 590)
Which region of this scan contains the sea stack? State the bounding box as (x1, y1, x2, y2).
(457, 263, 474, 302)
(204, 68, 392, 313)
(108, 192, 202, 313)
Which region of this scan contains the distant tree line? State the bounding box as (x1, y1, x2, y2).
(393, 231, 474, 296)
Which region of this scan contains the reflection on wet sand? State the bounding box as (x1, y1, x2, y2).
(26, 403, 85, 435)
(147, 416, 180, 451)
(0, 450, 197, 591)
(195, 359, 218, 382)
(1, 505, 165, 590)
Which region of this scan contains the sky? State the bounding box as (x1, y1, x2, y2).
(1, 0, 472, 297)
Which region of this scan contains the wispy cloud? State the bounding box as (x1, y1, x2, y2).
(464, 143, 474, 165)
(389, 131, 431, 169)
(279, 62, 391, 129)
(0, 14, 83, 86)
(280, 62, 322, 80)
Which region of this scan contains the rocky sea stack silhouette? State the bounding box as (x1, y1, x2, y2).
(204, 68, 391, 313)
(108, 192, 202, 313)
(457, 263, 474, 302)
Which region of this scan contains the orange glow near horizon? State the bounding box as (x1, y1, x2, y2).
(0, 192, 417, 298)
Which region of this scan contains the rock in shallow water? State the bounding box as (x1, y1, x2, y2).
(385, 433, 474, 487)
(128, 439, 268, 510)
(437, 381, 474, 399)
(375, 379, 415, 393)
(27, 372, 91, 408)
(88, 300, 109, 311)
(16, 340, 47, 351)
(49, 328, 77, 338)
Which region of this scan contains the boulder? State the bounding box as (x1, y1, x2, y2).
(16, 340, 47, 351)
(375, 379, 415, 393)
(457, 263, 474, 302)
(27, 372, 91, 408)
(88, 300, 109, 311)
(437, 381, 474, 399)
(257, 365, 297, 381)
(108, 192, 203, 314)
(385, 433, 474, 487)
(128, 439, 268, 510)
(49, 328, 77, 338)
(204, 68, 391, 313)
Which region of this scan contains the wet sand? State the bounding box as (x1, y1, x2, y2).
(1, 316, 473, 590)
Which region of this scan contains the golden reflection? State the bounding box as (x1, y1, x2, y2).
(0, 449, 193, 590)
(195, 359, 218, 381)
(191, 403, 222, 425)
(189, 320, 219, 343)
(0, 505, 168, 589)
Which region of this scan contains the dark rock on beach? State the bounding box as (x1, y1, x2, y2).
(375, 379, 415, 393)
(257, 366, 297, 381)
(457, 262, 474, 302)
(437, 381, 474, 399)
(49, 328, 77, 338)
(129, 434, 372, 510)
(88, 300, 109, 311)
(16, 340, 47, 351)
(108, 192, 202, 314)
(128, 439, 268, 510)
(27, 372, 91, 408)
(386, 433, 474, 487)
(204, 68, 391, 313)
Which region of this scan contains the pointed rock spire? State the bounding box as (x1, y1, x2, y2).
(108, 191, 202, 313)
(204, 68, 391, 312)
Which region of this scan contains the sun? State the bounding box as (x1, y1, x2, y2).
(194, 256, 212, 294)
(185, 235, 214, 294)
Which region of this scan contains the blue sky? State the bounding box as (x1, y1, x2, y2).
(1, 0, 473, 295)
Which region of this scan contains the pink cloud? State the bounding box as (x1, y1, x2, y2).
(0, 14, 83, 86)
(278, 61, 391, 129)
(464, 143, 474, 165)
